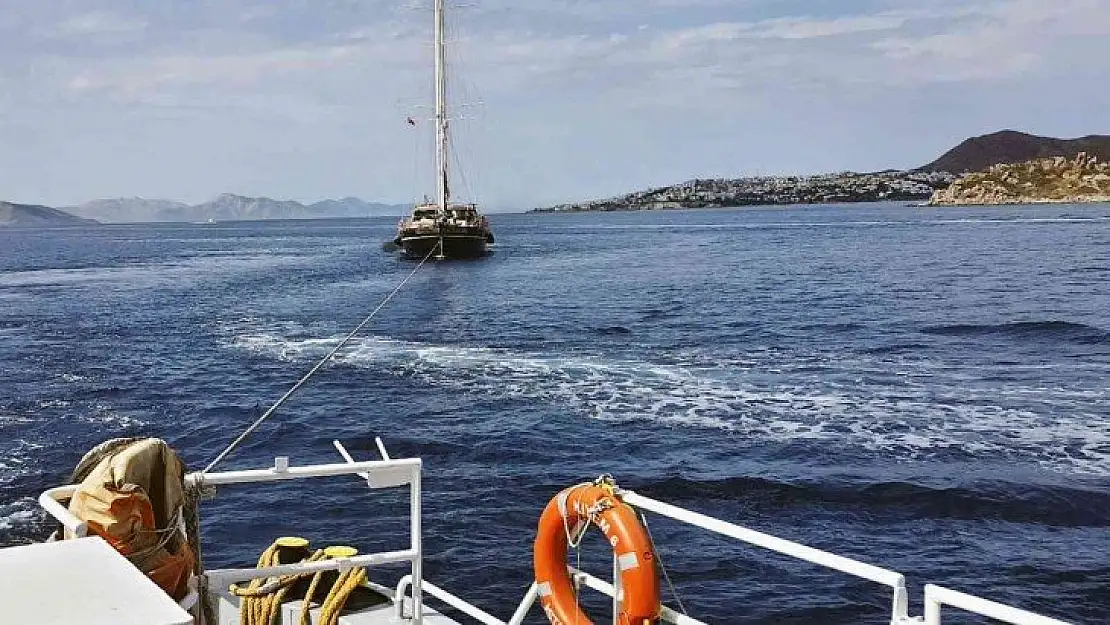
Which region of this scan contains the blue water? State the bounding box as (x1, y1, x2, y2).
(1, 203, 1108, 624)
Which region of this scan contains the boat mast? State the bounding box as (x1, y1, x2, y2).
(434, 0, 449, 216)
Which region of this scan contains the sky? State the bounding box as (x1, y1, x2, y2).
(1, 0, 1108, 211)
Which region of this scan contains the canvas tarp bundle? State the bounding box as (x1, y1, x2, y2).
(66, 437, 195, 600)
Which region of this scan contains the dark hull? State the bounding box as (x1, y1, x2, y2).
(399, 233, 488, 260)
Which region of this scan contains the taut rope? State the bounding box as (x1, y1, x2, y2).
(203, 242, 440, 474)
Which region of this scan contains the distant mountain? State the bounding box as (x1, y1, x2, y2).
(180, 194, 309, 222)
(71, 197, 190, 223)
(66, 195, 409, 223)
(309, 197, 404, 218)
(0, 201, 97, 227)
(918, 130, 1110, 173)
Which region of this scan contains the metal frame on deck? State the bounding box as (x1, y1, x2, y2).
(391, 484, 1074, 625)
(189, 455, 426, 625)
(36, 448, 1075, 625)
(923, 585, 1073, 625)
(621, 489, 909, 625)
(38, 449, 427, 625)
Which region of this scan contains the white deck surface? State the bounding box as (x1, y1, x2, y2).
(0, 536, 193, 625)
(215, 587, 463, 625)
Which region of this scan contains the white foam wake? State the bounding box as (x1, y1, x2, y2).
(228, 330, 1110, 476)
(0, 251, 316, 290)
(0, 498, 37, 531)
(0, 439, 45, 488)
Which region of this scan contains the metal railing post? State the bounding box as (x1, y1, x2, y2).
(922, 585, 1073, 625)
(620, 491, 904, 589)
(37, 458, 1076, 625)
(613, 553, 621, 625)
(924, 593, 942, 625)
(38, 487, 87, 537)
(508, 583, 539, 625)
(890, 576, 910, 625)
(412, 464, 424, 625)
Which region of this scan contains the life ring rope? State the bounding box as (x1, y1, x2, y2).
(559, 477, 616, 549)
(534, 475, 662, 625)
(636, 510, 690, 619)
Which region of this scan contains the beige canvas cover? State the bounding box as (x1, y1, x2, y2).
(66, 438, 195, 600)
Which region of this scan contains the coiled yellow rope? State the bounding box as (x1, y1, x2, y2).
(233, 539, 368, 625)
(319, 567, 369, 625)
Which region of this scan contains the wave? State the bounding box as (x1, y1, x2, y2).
(632, 476, 1110, 527)
(931, 216, 1110, 225)
(593, 325, 633, 335)
(0, 252, 315, 291)
(862, 343, 930, 355)
(921, 321, 1109, 344)
(341, 435, 554, 468)
(799, 322, 865, 332)
(640, 305, 685, 322)
(231, 332, 741, 432)
(0, 497, 37, 532)
(0, 439, 44, 488)
(227, 328, 1110, 476)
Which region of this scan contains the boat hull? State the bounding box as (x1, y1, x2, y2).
(400, 233, 488, 259)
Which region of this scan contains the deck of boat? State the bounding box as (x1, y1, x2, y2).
(213, 586, 462, 625)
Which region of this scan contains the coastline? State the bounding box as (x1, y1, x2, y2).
(533, 171, 956, 214)
(927, 196, 1110, 207)
(927, 154, 1110, 207)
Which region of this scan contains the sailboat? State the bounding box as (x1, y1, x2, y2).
(394, 0, 494, 260)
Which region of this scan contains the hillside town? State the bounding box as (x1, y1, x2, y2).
(536, 170, 958, 212)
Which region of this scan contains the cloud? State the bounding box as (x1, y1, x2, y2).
(67, 44, 363, 95)
(869, 0, 1110, 81)
(55, 11, 148, 35)
(548, 0, 1110, 98)
(752, 14, 909, 39)
(26, 0, 1108, 107)
(1, 0, 1109, 206)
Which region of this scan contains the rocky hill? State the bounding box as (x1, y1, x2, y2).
(183, 194, 311, 222)
(918, 130, 1110, 173)
(72, 198, 191, 223)
(535, 171, 957, 213)
(66, 195, 408, 223)
(0, 202, 98, 227)
(929, 153, 1110, 206)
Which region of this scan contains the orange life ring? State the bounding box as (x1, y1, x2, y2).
(533, 478, 661, 625)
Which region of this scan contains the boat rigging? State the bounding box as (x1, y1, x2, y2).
(394, 0, 494, 260)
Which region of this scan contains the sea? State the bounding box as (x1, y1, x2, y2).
(1, 202, 1108, 624)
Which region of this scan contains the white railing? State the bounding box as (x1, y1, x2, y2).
(486, 488, 1074, 625)
(567, 567, 705, 625)
(35, 450, 428, 625)
(394, 576, 540, 625)
(35, 450, 1078, 625)
(38, 486, 88, 538)
(620, 489, 913, 625)
(924, 585, 1073, 625)
(396, 576, 514, 625)
(39, 484, 202, 612)
(188, 453, 426, 624)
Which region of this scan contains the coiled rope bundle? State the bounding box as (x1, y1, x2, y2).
(232, 537, 368, 625)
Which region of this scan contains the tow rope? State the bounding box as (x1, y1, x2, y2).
(203, 242, 440, 474)
(232, 538, 369, 625)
